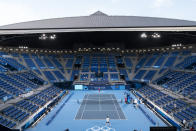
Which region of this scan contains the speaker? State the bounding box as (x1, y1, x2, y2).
(74, 64, 81, 69)
(95, 72, 103, 77)
(76, 56, 82, 59)
(115, 55, 122, 58)
(53, 81, 73, 90)
(117, 63, 125, 68)
(74, 75, 78, 80)
(120, 74, 125, 80)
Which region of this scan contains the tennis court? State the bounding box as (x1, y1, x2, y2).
(75, 94, 126, 120)
(27, 90, 166, 131)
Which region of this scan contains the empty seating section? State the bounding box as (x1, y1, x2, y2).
(108, 56, 116, 68)
(176, 56, 196, 70)
(24, 58, 37, 69)
(0, 52, 8, 56)
(0, 51, 194, 86)
(137, 85, 166, 102)
(0, 115, 16, 128)
(0, 57, 26, 71)
(182, 51, 191, 55)
(0, 65, 7, 72)
(68, 55, 130, 74)
(53, 70, 65, 81)
(82, 56, 90, 69)
(16, 100, 39, 113)
(135, 57, 147, 71)
(116, 57, 123, 64)
(81, 68, 89, 72)
(163, 100, 187, 115)
(151, 70, 196, 124)
(66, 59, 74, 68)
(144, 55, 157, 68)
(0, 86, 62, 129)
(137, 85, 196, 124)
(0, 78, 23, 96)
(180, 80, 196, 98)
(154, 95, 175, 106)
(124, 57, 132, 68)
(21, 53, 30, 58)
(43, 58, 55, 69)
(100, 57, 107, 67)
(154, 71, 196, 94)
(100, 67, 108, 72)
(0, 72, 45, 98)
(34, 58, 46, 69)
(153, 56, 166, 68)
(66, 69, 71, 74)
(7, 58, 26, 70)
(11, 74, 38, 89)
(167, 74, 196, 93)
(91, 57, 99, 73)
(80, 74, 88, 81)
(143, 70, 156, 82)
(59, 69, 65, 74)
(100, 57, 108, 72)
(0, 50, 193, 84)
(109, 68, 117, 72)
(91, 67, 98, 73)
(173, 105, 196, 122)
(154, 71, 183, 85)
(0, 73, 32, 92)
(35, 66, 42, 74)
(190, 92, 196, 100)
(1, 106, 29, 123)
(74, 57, 82, 64)
(90, 74, 97, 81)
(51, 58, 63, 69)
(110, 74, 119, 81)
(27, 96, 44, 106)
(163, 56, 176, 68)
(20, 71, 45, 85)
(133, 70, 146, 80)
(31, 54, 38, 58)
(171, 52, 179, 56)
(43, 71, 56, 82)
(0, 89, 12, 102)
(28, 86, 62, 105)
(102, 74, 108, 81)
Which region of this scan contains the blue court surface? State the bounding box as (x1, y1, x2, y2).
(27, 90, 166, 131)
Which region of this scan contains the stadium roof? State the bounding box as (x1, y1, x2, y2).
(0, 11, 196, 34)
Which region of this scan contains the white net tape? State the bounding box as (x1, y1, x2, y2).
(77, 99, 123, 104)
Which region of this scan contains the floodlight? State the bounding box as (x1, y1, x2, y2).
(141, 33, 147, 38)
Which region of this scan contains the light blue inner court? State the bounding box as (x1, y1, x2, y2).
(26, 90, 166, 131)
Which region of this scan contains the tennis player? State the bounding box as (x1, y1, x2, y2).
(105, 115, 111, 126)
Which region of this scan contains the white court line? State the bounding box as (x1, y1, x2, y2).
(82, 110, 117, 111)
(79, 99, 119, 101)
(111, 95, 121, 120)
(79, 118, 125, 120)
(99, 94, 100, 111)
(80, 94, 89, 120)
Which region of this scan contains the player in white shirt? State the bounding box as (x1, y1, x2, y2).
(105, 115, 111, 126)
